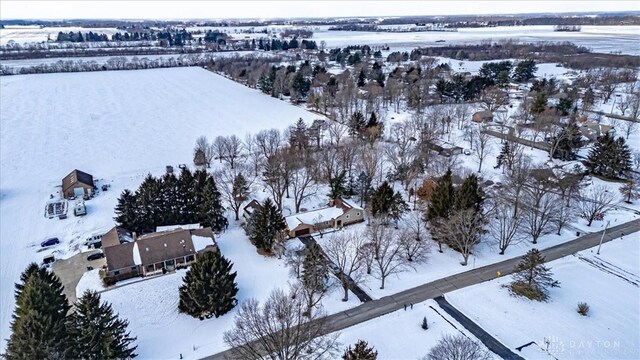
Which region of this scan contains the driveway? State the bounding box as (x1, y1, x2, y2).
(52, 249, 105, 304)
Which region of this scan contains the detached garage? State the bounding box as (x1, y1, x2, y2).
(62, 169, 94, 199)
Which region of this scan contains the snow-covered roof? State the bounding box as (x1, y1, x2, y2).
(340, 198, 363, 211)
(285, 206, 344, 229)
(191, 235, 214, 252)
(156, 223, 202, 232)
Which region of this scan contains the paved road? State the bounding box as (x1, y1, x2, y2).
(298, 235, 373, 303)
(205, 218, 640, 360)
(434, 296, 525, 360)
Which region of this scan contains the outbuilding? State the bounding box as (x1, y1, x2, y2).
(62, 169, 94, 199)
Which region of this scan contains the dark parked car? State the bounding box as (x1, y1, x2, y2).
(87, 251, 105, 261)
(41, 237, 60, 247)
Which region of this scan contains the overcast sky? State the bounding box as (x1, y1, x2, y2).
(1, 0, 639, 20)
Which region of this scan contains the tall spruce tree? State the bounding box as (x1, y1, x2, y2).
(177, 168, 196, 224)
(552, 122, 584, 160)
(249, 198, 286, 253)
(348, 111, 367, 137)
(328, 171, 348, 199)
(6, 266, 71, 359)
(198, 174, 228, 232)
(343, 340, 378, 360)
(509, 248, 560, 301)
(70, 290, 137, 359)
(587, 133, 632, 179)
(114, 189, 138, 231)
(454, 174, 484, 214)
(357, 69, 366, 87)
(427, 169, 455, 221)
(179, 251, 239, 319)
(370, 181, 408, 223)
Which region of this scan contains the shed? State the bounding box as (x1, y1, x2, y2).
(62, 169, 94, 199)
(472, 111, 494, 123)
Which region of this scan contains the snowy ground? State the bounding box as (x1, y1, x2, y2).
(0, 67, 325, 352)
(447, 236, 640, 360)
(0, 26, 121, 45)
(311, 25, 640, 55)
(333, 298, 498, 359)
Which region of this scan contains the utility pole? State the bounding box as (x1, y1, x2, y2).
(596, 220, 610, 255)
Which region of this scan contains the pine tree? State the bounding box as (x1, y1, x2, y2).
(349, 111, 366, 137)
(587, 133, 632, 179)
(70, 290, 137, 359)
(177, 168, 196, 224)
(370, 181, 408, 223)
(198, 174, 228, 232)
(552, 122, 584, 160)
(421, 316, 429, 330)
(357, 69, 366, 87)
(531, 92, 547, 115)
(249, 198, 286, 253)
(509, 248, 560, 301)
(6, 266, 71, 359)
(179, 251, 239, 319)
(454, 174, 484, 213)
(427, 169, 454, 222)
(328, 171, 348, 199)
(343, 340, 378, 360)
(290, 118, 309, 150)
(114, 189, 138, 230)
(494, 141, 512, 170)
(302, 242, 330, 296)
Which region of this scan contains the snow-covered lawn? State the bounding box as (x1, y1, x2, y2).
(99, 226, 360, 359)
(447, 236, 640, 360)
(0, 67, 325, 352)
(334, 299, 498, 359)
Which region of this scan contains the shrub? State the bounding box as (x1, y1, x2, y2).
(577, 302, 590, 316)
(421, 316, 429, 330)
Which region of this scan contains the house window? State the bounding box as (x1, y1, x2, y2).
(114, 270, 120, 275)
(356, 212, 360, 216)
(346, 215, 350, 219)
(131, 266, 137, 271)
(186, 255, 195, 262)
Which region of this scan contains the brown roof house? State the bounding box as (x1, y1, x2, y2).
(103, 226, 217, 283)
(472, 111, 494, 123)
(62, 169, 94, 199)
(284, 198, 364, 238)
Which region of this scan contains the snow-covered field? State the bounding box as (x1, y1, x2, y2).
(447, 236, 640, 360)
(311, 25, 640, 55)
(0, 67, 324, 352)
(334, 298, 498, 359)
(0, 26, 121, 45)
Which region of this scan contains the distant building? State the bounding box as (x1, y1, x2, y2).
(284, 198, 364, 238)
(423, 139, 463, 157)
(102, 226, 216, 283)
(62, 169, 94, 199)
(472, 110, 494, 123)
(242, 199, 263, 223)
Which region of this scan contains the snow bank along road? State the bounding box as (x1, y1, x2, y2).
(206, 218, 640, 360)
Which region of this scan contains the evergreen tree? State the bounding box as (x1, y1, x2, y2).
(509, 248, 560, 301)
(302, 242, 330, 295)
(6, 266, 71, 359)
(70, 290, 137, 359)
(357, 69, 366, 87)
(587, 133, 632, 179)
(114, 189, 138, 231)
(198, 174, 228, 232)
(531, 92, 548, 115)
(552, 122, 584, 160)
(421, 316, 429, 330)
(494, 141, 512, 170)
(370, 181, 408, 223)
(177, 168, 196, 224)
(426, 169, 455, 222)
(328, 171, 348, 199)
(179, 251, 239, 319)
(513, 59, 537, 82)
(454, 174, 484, 214)
(249, 198, 286, 253)
(343, 339, 378, 360)
(348, 111, 367, 137)
(289, 118, 309, 150)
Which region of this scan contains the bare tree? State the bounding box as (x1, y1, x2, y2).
(578, 185, 615, 226)
(194, 136, 214, 168)
(324, 232, 366, 302)
(244, 134, 264, 178)
(503, 153, 531, 217)
(473, 128, 492, 173)
(479, 86, 509, 112)
(555, 202, 576, 235)
(367, 221, 406, 289)
(298, 242, 332, 317)
(263, 152, 288, 212)
(327, 121, 348, 147)
(212, 136, 227, 164)
(424, 334, 492, 360)
(621, 120, 638, 140)
(255, 129, 282, 160)
(435, 209, 484, 266)
(489, 200, 525, 255)
(289, 155, 318, 213)
(522, 185, 561, 244)
(406, 210, 429, 241)
(222, 134, 244, 169)
(397, 228, 430, 264)
(223, 288, 339, 360)
(285, 245, 306, 279)
(214, 164, 252, 221)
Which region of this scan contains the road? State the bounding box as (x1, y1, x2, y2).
(205, 218, 640, 360)
(434, 296, 525, 360)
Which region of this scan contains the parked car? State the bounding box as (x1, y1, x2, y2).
(87, 251, 105, 261)
(42, 254, 55, 267)
(41, 237, 60, 248)
(463, 149, 472, 155)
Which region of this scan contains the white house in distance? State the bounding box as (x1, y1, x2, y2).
(284, 198, 365, 238)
